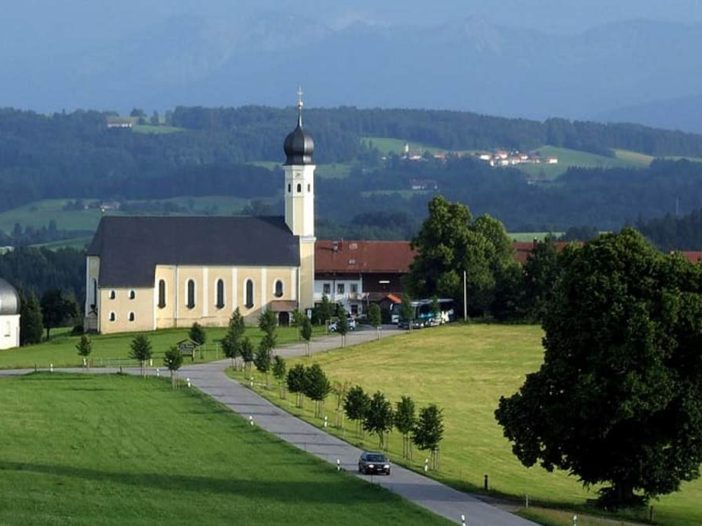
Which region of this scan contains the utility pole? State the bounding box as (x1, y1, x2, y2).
(463, 270, 468, 321)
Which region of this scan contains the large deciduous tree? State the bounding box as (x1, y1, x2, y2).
(495, 228, 702, 508)
(40, 288, 78, 339)
(407, 195, 517, 315)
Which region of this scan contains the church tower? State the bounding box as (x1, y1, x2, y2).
(283, 88, 315, 311)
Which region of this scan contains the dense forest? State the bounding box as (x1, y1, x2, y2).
(638, 208, 702, 251)
(3, 106, 702, 241)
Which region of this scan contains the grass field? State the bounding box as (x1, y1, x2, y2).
(361, 136, 443, 155)
(132, 124, 185, 134)
(508, 232, 563, 242)
(0, 196, 257, 239)
(231, 324, 702, 526)
(0, 325, 324, 370)
(0, 373, 449, 526)
(518, 146, 649, 180)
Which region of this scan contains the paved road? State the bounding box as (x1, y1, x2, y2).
(1, 327, 535, 526)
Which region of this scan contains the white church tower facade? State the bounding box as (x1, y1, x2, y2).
(283, 89, 316, 311)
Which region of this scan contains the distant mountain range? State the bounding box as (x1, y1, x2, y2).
(4, 15, 702, 132)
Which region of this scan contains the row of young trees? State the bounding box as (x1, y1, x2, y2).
(270, 357, 445, 470)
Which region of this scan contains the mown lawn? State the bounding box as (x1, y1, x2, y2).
(231, 324, 702, 526)
(0, 325, 324, 370)
(0, 373, 449, 526)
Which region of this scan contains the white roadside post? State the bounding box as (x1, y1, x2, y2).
(156, 368, 160, 378)
(460, 514, 466, 526)
(186, 378, 191, 388)
(424, 458, 429, 473)
(50, 363, 53, 373)
(249, 415, 254, 426)
(336, 459, 341, 471)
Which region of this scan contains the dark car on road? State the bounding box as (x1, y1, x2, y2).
(358, 452, 391, 475)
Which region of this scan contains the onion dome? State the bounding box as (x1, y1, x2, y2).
(0, 278, 19, 315)
(284, 89, 314, 165)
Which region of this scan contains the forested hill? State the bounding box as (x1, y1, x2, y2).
(3, 106, 702, 240)
(171, 106, 702, 158)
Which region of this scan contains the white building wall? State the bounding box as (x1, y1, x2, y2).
(313, 277, 364, 314)
(0, 314, 20, 350)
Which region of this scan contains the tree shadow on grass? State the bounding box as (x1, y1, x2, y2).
(0, 461, 390, 504)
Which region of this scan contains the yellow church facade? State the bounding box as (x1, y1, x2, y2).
(84, 100, 316, 334)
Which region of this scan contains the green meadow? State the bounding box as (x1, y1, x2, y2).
(231, 324, 702, 526)
(0, 373, 449, 526)
(0, 325, 324, 370)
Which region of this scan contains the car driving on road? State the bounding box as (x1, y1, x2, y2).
(358, 451, 391, 475)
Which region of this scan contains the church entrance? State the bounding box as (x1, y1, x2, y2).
(278, 312, 290, 326)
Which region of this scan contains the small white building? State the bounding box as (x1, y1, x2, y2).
(0, 278, 20, 350)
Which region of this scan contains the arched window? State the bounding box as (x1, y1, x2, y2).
(216, 279, 225, 309)
(109, 312, 116, 322)
(128, 312, 135, 322)
(245, 279, 254, 308)
(187, 280, 196, 309)
(109, 290, 116, 300)
(158, 280, 166, 309)
(274, 280, 284, 298)
(297, 183, 302, 193)
(129, 290, 136, 300)
(307, 184, 311, 192)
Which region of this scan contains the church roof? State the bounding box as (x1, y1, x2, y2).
(88, 216, 300, 287)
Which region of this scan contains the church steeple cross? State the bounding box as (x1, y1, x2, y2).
(297, 86, 304, 127)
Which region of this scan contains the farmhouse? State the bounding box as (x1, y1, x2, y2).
(314, 240, 415, 316)
(84, 97, 316, 334)
(0, 278, 20, 350)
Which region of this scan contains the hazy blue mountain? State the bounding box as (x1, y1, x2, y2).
(2, 2, 702, 132)
(599, 94, 702, 134)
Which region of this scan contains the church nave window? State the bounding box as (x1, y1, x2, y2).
(245, 279, 254, 308)
(288, 183, 291, 193)
(297, 183, 302, 193)
(158, 280, 166, 309)
(129, 290, 136, 300)
(274, 280, 284, 298)
(109, 290, 116, 300)
(109, 312, 116, 322)
(216, 279, 225, 309)
(187, 280, 196, 309)
(128, 312, 135, 322)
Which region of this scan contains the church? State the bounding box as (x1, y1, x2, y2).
(84, 98, 316, 334)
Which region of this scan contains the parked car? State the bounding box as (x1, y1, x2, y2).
(398, 319, 424, 330)
(327, 317, 357, 332)
(358, 452, 391, 475)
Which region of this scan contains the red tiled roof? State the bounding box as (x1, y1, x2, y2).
(315, 240, 416, 273)
(680, 251, 702, 263)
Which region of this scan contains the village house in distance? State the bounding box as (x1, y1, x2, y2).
(84, 94, 316, 334)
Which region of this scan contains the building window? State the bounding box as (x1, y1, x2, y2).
(109, 312, 116, 322)
(216, 279, 225, 309)
(351, 304, 359, 315)
(337, 283, 345, 295)
(187, 280, 196, 309)
(109, 290, 116, 300)
(307, 184, 311, 192)
(288, 183, 291, 193)
(297, 183, 302, 192)
(274, 280, 284, 298)
(158, 280, 166, 309)
(351, 283, 358, 294)
(129, 290, 136, 300)
(128, 312, 135, 322)
(323, 283, 331, 295)
(245, 279, 254, 308)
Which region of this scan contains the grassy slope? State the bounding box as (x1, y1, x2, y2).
(0, 326, 324, 370)
(519, 146, 650, 179)
(0, 373, 449, 526)
(0, 197, 255, 236)
(361, 136, 443, 155)
(231, 324, 702, 526)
